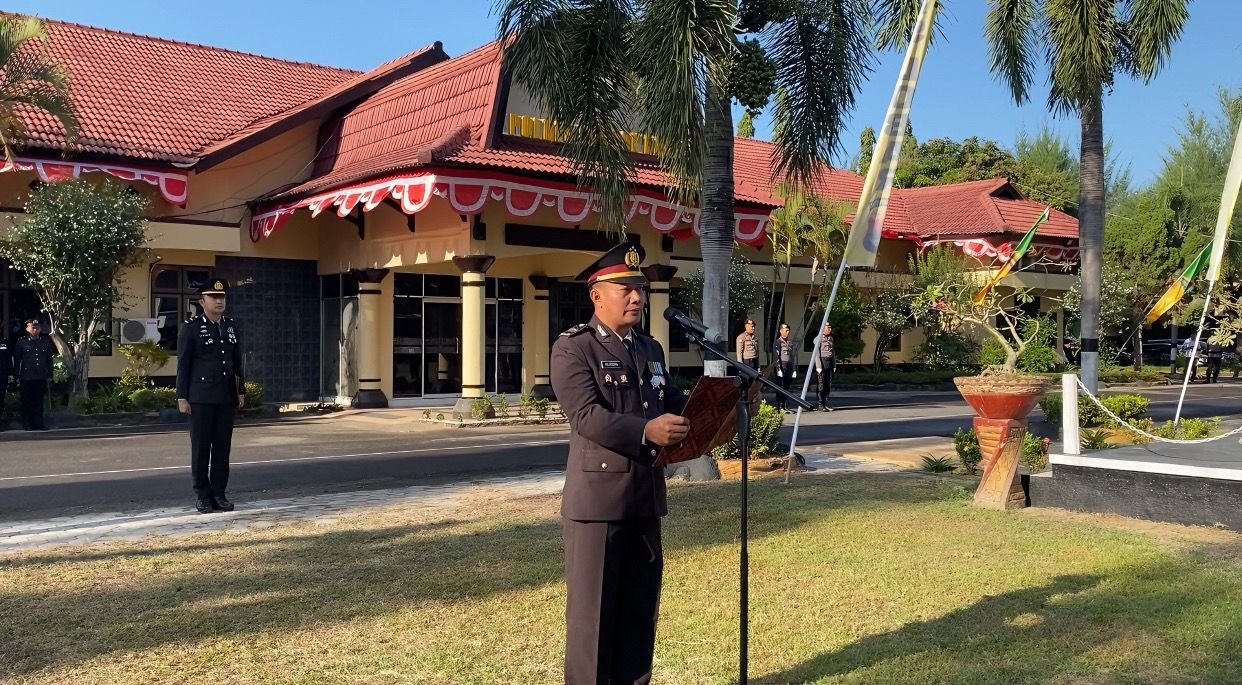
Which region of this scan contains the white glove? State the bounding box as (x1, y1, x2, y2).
(776, 368, 783, 378)
(792, 369, 798, 379)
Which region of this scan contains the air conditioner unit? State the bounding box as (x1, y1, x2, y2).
(119, 318, 160, 344)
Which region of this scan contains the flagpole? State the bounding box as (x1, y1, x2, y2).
(785, 258, 848, 484)
(1174, 281, 1216, 424)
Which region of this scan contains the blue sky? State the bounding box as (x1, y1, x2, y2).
(21, 0, 1242, 185)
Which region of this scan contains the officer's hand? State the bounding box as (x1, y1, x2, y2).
(237, 394, 245, 410)
(178, 399, 191, 415)
(776, 368, 783, 378)
(645, 413, 690, 446)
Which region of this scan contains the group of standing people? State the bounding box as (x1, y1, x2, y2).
(0, 319, 55, 431)
(736, 319, 836, 412)
(1180, 335, 1227, 383)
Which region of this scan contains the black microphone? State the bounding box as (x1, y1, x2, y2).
(663, 307, 724, 344)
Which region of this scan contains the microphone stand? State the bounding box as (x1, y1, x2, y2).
(677, 325, 812, 685)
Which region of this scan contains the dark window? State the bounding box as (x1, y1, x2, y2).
(424, 274, 460, 298)
(668, 287, 689, 351)
(151, 265, 210, 351)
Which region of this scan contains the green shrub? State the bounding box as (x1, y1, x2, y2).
(493, 394, 510, 418)
(713, 400, 782, 459)
(69, 394, 98, 415)
(1039, 394, 1061, 425)
(1038, 393, 1103, 427)
(1098, 366, 1166, 383)
(953, 428, 981, 474)
(435, 412, 445, 421)
(979, 338, 1007, 367)
(422, 409, 432, 420)
(520, 393, 551, 418)
(1080, 428, 1114, 450)
(243, 381, 264, 408)
(152, 387, 177, 408)
(914, 332, 980, 371)
(1181, 417, 1221, 440)
(1099, 394, 1149, 426)
(921, 455, 957, 473)
(470, 397, 493, 420)
(1017, 345, 1058, 373)
(1021, 432, 1049, 470)
(128, 388, 161, 412)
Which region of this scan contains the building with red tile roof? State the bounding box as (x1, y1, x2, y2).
(2, 18, 1078, 406)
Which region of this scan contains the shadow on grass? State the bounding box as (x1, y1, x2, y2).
(755, 560, 1242, 685)
(0, 475, 937, 678)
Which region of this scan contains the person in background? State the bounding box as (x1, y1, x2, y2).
(773, 322, 796, 413)
(735, 319, 760, 371)
(14, 319, 53, 431)
(1205, 338, 1224, 384)
(813, 322, 836, 411)
(0, 334, 10, 431)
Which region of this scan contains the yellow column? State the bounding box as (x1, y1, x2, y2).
(642, 265, 678, 354)
(529, 275, 556, 399)
(349, 267, 390, 409)
(452, 255, 495, 418)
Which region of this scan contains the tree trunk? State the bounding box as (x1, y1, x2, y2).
(700, 80, 735, 379)
(1078, 94, 1106, 393)
(667, 77, 732, 483)
(71, 336, 90, 398)
(1133, 326, 1144, 370)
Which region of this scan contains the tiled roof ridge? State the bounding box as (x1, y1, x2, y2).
(360, 41, 501, 110)
(30, 13, 360, 76)
(896, 177, 1010, 196)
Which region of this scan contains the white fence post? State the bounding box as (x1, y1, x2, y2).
(1062, 373, 1080, 455)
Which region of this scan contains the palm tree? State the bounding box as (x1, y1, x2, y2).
(497, 0, 872, 379)
(0, 15, 78, 162)
(876, 0, 1189, 393)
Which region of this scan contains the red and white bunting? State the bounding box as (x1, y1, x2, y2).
(249, 171, 771, 246)
(0, 156, 189, 206)
(921, 237, 1078, 263)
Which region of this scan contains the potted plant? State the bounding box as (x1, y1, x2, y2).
(953, 368, 1051, 510)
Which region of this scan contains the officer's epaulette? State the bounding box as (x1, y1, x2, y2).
(560, 323, 590, 337)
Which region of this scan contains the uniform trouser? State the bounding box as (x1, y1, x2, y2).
(563, 516, 662, 685)
(775, 363, 794, 409)
(817, 356, 835, 406)
(744, 358, 759, 372)
(19, 380, 46, 429)
(190, 402, 235, 497)
(1207, 358, 1222, 382)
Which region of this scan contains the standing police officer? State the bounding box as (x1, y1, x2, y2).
(176, 279, 245, 514)
(15, 320, 53, 431)
(813, 322, 836, 411)
(735, 318, 760, 371)
(772, 322, 797, 413)
(551, 243, 690, 685)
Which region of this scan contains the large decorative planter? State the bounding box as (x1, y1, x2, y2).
(954, 374, 1051, 510)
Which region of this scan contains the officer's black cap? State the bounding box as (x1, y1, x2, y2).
(199, 278, 230, 296)
(24, 319, 41, 326)
(575, 243, 647, 286)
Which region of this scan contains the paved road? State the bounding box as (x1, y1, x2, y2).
(2, 384, 1240, 521)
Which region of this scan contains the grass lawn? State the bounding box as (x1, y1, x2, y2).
(3, 473, 1241, 684)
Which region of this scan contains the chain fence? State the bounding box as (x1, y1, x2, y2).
(1075, 376, 1242, 445)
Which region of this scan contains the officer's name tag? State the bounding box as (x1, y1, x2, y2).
(600, 360, 623, 369)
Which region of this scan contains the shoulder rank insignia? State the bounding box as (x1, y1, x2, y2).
(560, 323, 590, 337)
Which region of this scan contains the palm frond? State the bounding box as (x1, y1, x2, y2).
(871, 0, 946, 51)
(1044, 0, 1122, 114)
(498, 0, 636, 232)
(0, 15, 78, 152)
(768, 0, 874, 190)
(1120, 0, 1189, 80)
(632, 0, 735, 208)
(985, 0, 1040, 105)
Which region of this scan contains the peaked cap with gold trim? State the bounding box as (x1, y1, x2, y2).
(199, 278, 230, 296)
(576, 242, 647, 286)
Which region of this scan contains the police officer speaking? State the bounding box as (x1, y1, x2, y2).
(550, 242, 690, 685)
(15, 319, 54, 431)
(176, 279, 245, 514)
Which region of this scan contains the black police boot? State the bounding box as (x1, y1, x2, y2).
(213, 494, 235, 512)
(195, 496, 215, 514)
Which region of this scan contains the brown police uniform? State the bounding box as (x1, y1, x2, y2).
(551, 243, 687, 685)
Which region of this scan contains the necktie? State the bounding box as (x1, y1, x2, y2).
(623, 337, 636, 366)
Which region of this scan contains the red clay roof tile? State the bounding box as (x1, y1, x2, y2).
(20, 17, 357, 163)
